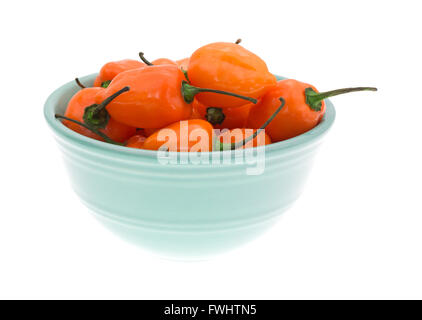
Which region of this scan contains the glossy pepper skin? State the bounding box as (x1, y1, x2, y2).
(151, 58, 178, 66)
(143, 127, 160, 137)
(95, 65, 192, 129)
(189, 102, 202, 120)
(142, 119, 214, 152)
(247, 79, 325, 142)
(126, 134, 147, 149)
(192, 99, 252, 130)
(176, 57, 189, 70)
(218, 128, 271, 149)
(93, 59, 145, 87)
(188, 42, 276, 108)
(64, 87, 136, 142)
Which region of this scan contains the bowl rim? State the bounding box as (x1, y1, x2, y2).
(44, 74, 336, 158)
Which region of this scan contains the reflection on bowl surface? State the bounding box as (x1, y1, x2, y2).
(44, 74, 335, 259)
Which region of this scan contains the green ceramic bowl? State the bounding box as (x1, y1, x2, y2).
(44, 74, 335, 259)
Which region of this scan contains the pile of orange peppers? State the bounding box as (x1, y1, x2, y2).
(57, 41, 377, 152)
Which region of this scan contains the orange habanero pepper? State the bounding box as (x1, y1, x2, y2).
(93, 59, 145, 88)
(58, 81, 136, 143)
(126, 134, 147, 149)
(93, 65, 257, 129)
(188, 42, 276, 108)
(140, 97, 284, 152)
(56, 96, 285, 152)
(152, 58, 178, 65)
(247, 79, 377, 142)
(174, 39, 240, 73)
(142, 120, 214, 152)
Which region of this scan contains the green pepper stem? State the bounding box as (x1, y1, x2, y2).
(181, 80, 257, 104)
(139, 52, 154, 66)
(306, 86, 377, 111)
(55, 115, 123, 145)
(216, 97, 285, 151)
(75, 78, 86, 89)
(93, 86, 130, 115)
(101, 80, 111, 88)
(83, 86, 130, 129)
(181, 68, 190, 82)
(206, 107, 225, 125)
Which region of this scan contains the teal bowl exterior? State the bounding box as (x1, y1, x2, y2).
(44, 74, 335, 259)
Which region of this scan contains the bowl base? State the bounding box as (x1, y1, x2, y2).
(84, 201, 290, 260)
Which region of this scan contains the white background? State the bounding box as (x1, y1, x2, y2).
(1, 0, 421, 299)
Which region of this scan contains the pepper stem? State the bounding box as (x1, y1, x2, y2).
(215, 97, 285, 151)
(94, 86, 130, 114)
(83, 86, 130, 129)
(206, 107, 225, 125)
(101, 80, 111, 88)
(306, 86, 377, 111)
(75, 78, 86, 89)
(181, 68, 190, 82)
(139, 52, 154, 66)
(55, 115, 123, 145)
(181, 80, 257, 104)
